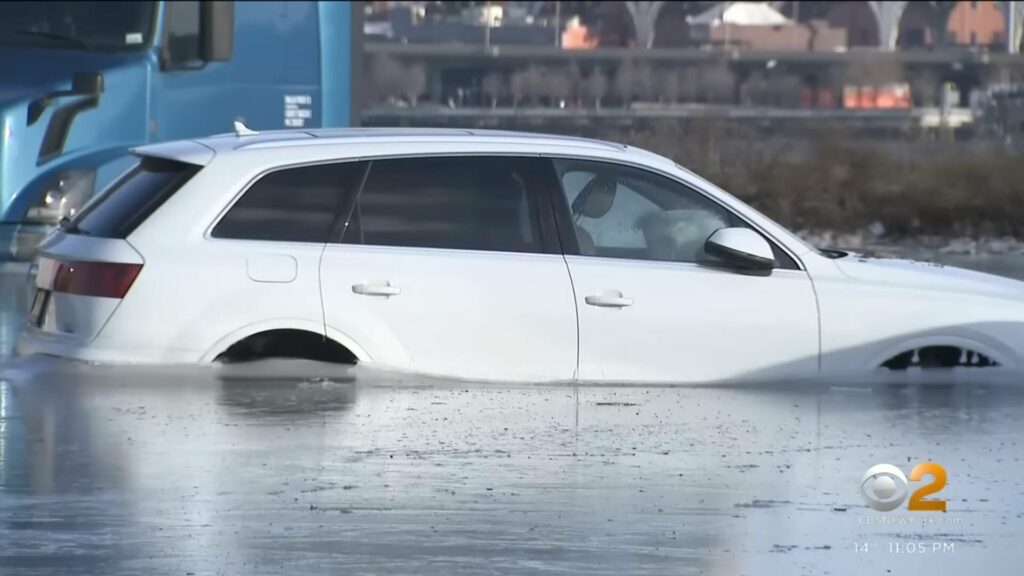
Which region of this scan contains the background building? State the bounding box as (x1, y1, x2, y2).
(360, 1, 1024, 136)
(364, 2, 1024, 52)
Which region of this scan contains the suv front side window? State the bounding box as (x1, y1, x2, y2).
(554, 159, 797, 269)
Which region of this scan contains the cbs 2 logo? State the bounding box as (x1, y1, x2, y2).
(859, 463, 947, 512)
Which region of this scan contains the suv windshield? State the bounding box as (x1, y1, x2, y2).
(0, 1, 156, 52)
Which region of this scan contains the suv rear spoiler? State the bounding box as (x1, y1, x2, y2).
(129, 140, 215, 166)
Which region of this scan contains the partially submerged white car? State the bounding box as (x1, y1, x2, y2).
(16, 127, 1024, 383)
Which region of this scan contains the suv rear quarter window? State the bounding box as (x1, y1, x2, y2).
(212, 161, 366, 243)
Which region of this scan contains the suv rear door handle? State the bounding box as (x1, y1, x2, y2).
(584, 293, 633, 308)
(352, 283, 401, 297)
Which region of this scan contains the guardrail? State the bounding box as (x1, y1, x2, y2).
(364, 42, 1024, 66)
(362, 105, 973, 125)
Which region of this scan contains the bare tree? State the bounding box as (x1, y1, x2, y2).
(403, 63, 427, 107)
(742, 70, 803, 107)
(369, 54, 406, 103)
(700, 62, 735, 104)
(613, 59, 637, 107)
(658, 68, 683, 104)
(543, 67, 572, 106)
(513, 64, 546, 106)
(985, 64, 1024, 87)
(679, 67, 699, 102)
(635, 64, 657, 103)
(581, 67, 609, 109)
(740, 70, 769, 106)
(482, 72, 505, 108)
(510, 69, 527, 108)
(566, 61, 583, 106)
(907, 68, 940, 106)
(771, 74, 804, 108)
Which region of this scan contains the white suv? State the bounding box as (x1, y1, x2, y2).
(17, 128, 1024, 383)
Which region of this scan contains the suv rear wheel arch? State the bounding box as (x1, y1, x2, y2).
(203, 321, 369, 364)
(212, 329, 357, 364)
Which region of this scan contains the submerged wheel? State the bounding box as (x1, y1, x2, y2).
(880, 346, 999, 370)
(215, 329, 357, 364)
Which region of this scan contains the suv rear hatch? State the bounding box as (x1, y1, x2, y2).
(29, 156, 201, 342)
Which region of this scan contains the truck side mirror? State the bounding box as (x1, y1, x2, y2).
(71, 73, 104, 95)
(27, 72, 105, 126)
(199, 1, 234, 62)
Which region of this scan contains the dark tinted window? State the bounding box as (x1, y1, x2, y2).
(212, 162, 365, 243)
(0, 1, 156, 52)
(70, 156, 199, 239)
(164, 0, 199, 63)
(343, 157, 542, 253)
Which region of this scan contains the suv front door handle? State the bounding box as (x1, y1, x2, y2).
(585, 293, 633, 308)
(352, 283, 401, 297)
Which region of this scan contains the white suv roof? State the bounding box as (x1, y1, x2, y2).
(131, 127, 670, 168)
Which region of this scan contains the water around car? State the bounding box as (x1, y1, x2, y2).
(2, 256, 1024, 574)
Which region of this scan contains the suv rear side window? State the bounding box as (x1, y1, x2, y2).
(69, 156, 200, 239)
(212, 162, 366, 243)
(343, 156, 543, 254)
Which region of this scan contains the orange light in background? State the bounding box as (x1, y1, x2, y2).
(859, 85, 876, 109)
(844, 86, 860, 109)
(562, 21, 597, 49)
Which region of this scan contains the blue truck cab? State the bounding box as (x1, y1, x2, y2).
(0, 1, 358, 260)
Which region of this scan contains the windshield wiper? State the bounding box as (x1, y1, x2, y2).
(4, 29, 93, 50)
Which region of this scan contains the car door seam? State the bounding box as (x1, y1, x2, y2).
(321, 161, 372, 339)
(805, 270, 824, 373)
(535, 153, 581, 381)
(562, 253, 581, 381)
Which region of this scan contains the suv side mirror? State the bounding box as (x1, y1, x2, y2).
(199, 1, 234, 62)
(704, 227, 775, 274)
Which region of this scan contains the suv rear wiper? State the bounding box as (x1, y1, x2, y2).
(4, 30, 93, 50)
(58, 216, 89, 235)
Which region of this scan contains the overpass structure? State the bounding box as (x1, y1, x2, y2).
(545, 1, 1024, 53)
(365, 40, 1024, 66)
(364, 41, 1024, 106)
(361, 103, 976, 136)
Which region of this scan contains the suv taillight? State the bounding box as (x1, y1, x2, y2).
(52, 260, 142, 299)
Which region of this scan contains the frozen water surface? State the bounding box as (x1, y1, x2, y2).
(1, 258, 1023, 575)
